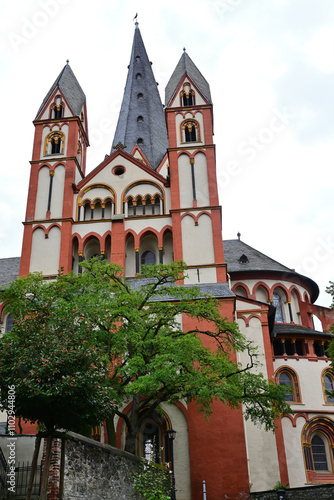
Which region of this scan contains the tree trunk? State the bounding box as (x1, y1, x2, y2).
(124, 394, 141, 455)
(25, 433, 41, 500)
(106, 414, 116, 447)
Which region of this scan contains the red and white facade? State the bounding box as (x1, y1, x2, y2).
(1, 25, 334, 500)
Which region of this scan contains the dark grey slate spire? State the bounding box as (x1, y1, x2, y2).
(165, 51, 212, 107)
(111, 24, 168, 169)
(35, 63, 86, 119)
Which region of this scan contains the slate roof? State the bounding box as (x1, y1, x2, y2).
(223, 239, 292, 274)
(127, 279, 234, 300)
(35, 64, 86, 119)
(273, 323, 332, 339)
(0, 257, 20, 289)
(111, 24, 168, 170)
(165, 51, 212, 107)
(223, 239, 319, 303)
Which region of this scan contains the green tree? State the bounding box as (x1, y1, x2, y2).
(0, 260, 290, 458)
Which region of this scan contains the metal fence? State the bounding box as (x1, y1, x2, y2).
(0, 447, 41, 499)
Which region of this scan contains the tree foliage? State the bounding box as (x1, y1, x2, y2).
(0, 272, 115, 434)
(0, 260, 290, 452)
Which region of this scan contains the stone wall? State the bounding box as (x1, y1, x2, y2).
(63, 432, 146, 500)
(251, 484, 334, 500)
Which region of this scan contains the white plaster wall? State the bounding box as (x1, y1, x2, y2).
(124, 217, 172, 234)
(274, 357, 330, 410)
(30, 226, 61, 274)
(194, 151, 209, 206)
(255, 285, 269, 302)
(178, 154, 193, 208)
(169, 76, 206, 107)
(80, 157, 166, 215)
(72, 222, 111, 239)
(125, 236, 135, 277)
(184, 267, 217, 284)
(163, 232, 173, 264)
(181, 214, 214, 266)
(237, 316, 281, 492)
(157, 156, 169, 178)
(281, 416, 307, 488)
(231, 279, 309, 302)
(35, 166, 50, 219)
(160, 402, 191, 500)
(291, 290, 301, 324)
(80, 187, 114, 204)
(50, 164, 65, 219)
(75, 166, 83, 184)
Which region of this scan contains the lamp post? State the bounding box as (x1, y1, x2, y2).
(276, 489, 286, 500)
(167, 428, 177, 500)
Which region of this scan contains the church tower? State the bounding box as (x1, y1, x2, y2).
(20, 63, 88, 277)
(18, 24, 250, 500)
(165, 51, 226, 284)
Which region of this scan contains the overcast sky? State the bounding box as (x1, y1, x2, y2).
(1, 0, 334, 309)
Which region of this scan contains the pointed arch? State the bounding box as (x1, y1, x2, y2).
(232, 282, 251, 298)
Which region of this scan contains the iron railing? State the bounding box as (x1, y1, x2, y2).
(0, 447, 41, 499)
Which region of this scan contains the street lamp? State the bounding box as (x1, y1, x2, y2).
(167, 428, 177, 500)
(276, 489, 286, 500)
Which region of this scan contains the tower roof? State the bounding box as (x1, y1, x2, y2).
(111, 24, 168, 170)
(165, 51, 212, 107)
(35, 63, 86, 119)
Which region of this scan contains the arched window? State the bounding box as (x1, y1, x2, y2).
(302, 417, 334, 482)
(44, 131, 65, 156)
(276, 367, 301, 403)
(273, 292, 284, 323)
(185, 122, 196, 142)
(83, 202, 91, 221)
(279, 372, 294, 402)
(128, 197, 135, 217)
(50, 103, 64, 119)
(181, 119, 200, 143)
(141, 250, 156, 267)
(5, 314, 14, 333)
(180, 82, 195, 107)
(145, 196, 152, 215)
(153, 195, 161, 215)
(323, 370, 334, 404)
(136, 196, 144, 216)
(312, 435, 329, 471)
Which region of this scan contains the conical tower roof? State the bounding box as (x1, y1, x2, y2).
(111, 24, 168, 169)
(35, 63, 86, 119)
(165, 51, 212, 107)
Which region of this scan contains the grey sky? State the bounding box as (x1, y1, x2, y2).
(1, 0, 333, 311)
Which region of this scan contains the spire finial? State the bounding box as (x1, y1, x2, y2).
(183, 47, 186, 52)
(66, 59, 69, 65)
(237, 232, 241, 241)
(133, 13, 138, 26)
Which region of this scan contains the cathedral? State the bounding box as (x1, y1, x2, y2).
(1, 23, 334, 500)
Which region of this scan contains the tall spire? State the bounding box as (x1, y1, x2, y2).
(111, 24, 168, 169)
